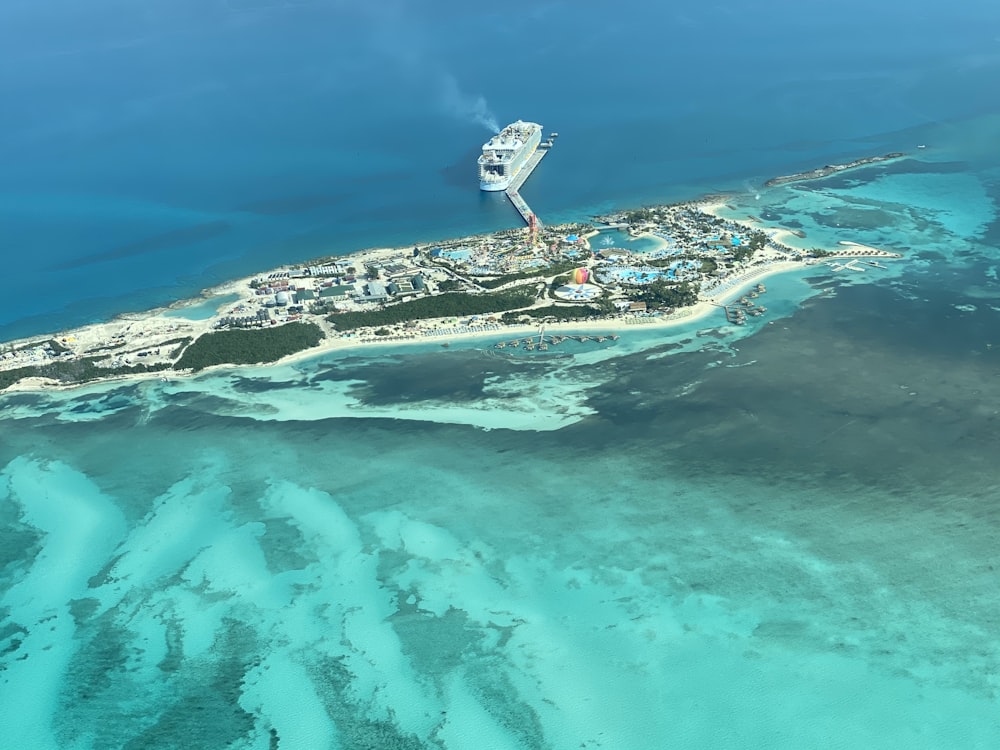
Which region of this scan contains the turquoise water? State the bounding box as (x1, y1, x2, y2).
(594, 229, 667, 253)
(3, 1, 999, 340)
(162, 292, 242, 320)
(436, 249, 472, 263)
(600, 260, 696, 284)
(3, 2, 1000, 746)
(2, 145, 1000, 747)
(610, 267, 666, 283)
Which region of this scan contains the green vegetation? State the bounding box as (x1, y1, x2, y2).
(729, 229, 770, 262)
(548, 273, 573, 290)
(173, 322, 325, 371)
(327, 289, 535, 330)
(476, 260, 583, 289)
(500, 304, 599, 323)
(0, 358, 166, 391)
(629, 280, 699, 309)
(624, 208, 656, 223)
(436, 279, 464, 292)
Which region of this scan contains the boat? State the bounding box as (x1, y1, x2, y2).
(478, 121, 543, 191)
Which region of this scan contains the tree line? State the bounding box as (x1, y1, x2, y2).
(173, 322, 325, 371)
(327, 289, 536, 330)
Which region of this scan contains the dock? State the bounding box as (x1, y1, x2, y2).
(505, 145, 550, 227)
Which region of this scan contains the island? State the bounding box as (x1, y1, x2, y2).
(0, 167, 904, 393)
(763, 153, 906, 187)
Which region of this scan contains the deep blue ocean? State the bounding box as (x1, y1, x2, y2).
(2, 0, 999, 340)
(3, 3, 1000, 748)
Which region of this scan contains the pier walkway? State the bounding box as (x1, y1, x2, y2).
(505, 146, 549, 227)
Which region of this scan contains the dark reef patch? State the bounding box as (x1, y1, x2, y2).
(50, 221, 232, 271)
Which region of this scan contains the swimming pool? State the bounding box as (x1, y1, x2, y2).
(437, 248, 472, 262)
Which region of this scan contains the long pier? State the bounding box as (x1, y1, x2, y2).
(505, 145, 550, 227)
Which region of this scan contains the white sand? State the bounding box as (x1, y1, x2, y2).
(0, 256, 815, 395)
(2, 200, 904, 397)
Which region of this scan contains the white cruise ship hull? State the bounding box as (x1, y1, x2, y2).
(478, 120, 542, 192)
(480, 177, 511, 191)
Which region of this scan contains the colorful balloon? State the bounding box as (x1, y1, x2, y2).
(573, 267, 590, 285)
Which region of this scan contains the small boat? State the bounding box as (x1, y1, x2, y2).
(917, 144, 927, 149)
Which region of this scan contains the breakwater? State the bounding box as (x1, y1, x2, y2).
(764, 152, 905, 187)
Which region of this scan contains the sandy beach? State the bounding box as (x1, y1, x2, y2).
(1, 196, 906, 396)
(697, 199, 807, 250)
(0, 252, 816, 396)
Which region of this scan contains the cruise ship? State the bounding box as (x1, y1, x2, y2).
(478, 120, 543, 191)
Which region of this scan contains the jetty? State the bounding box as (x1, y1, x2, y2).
(505, 144, 550, 227)
(764, 153, 905, 187)
(716, 282, 769, 325)
(493, 331, 619, 351)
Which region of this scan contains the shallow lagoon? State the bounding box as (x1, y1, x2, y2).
(162, 293, 243, 321)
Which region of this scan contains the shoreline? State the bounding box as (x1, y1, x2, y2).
(762, 152, 906, 187)
(0, 258, 812, 396)
(1, 158, 906, 395)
